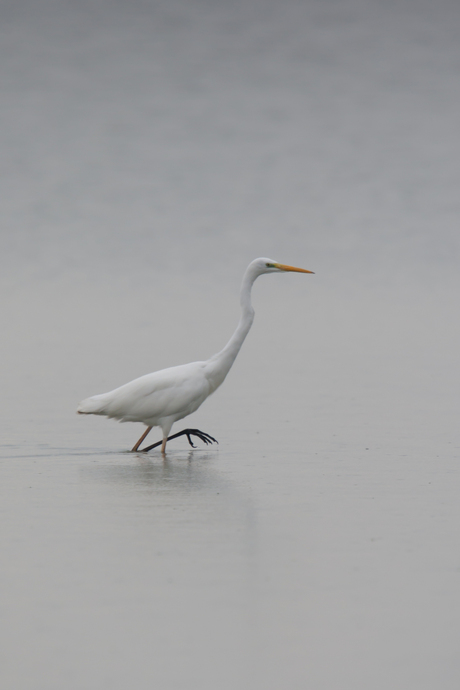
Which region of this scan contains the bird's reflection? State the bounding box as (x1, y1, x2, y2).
(78, 447, 261, 611)
(79, 448, 232, 497)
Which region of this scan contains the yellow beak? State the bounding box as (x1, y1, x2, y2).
(274, 263, 315, 274)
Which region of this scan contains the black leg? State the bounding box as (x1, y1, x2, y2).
(141, 428, 218, 452)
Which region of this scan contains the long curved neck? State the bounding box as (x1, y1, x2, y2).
(205, 266, 257, 389)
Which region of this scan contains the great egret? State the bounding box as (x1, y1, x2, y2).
(78, 257, 313, 452)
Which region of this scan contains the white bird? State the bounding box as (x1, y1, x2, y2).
(78, 257, 314, 452)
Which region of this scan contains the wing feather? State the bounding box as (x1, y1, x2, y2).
(86, 362, 211, 424)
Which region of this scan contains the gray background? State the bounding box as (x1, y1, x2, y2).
(1, 1, 459, 688)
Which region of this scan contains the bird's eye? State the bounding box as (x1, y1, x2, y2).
(266, 262, 274, 268)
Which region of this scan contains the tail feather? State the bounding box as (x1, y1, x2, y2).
(77, 394, 109, 415)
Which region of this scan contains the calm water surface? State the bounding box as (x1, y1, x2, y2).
(1, 1, 460, 688)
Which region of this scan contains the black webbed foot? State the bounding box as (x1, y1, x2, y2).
(183, 429, 218, 448)
(141, 428, 218, 453)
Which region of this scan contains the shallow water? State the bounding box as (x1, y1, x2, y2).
(1, 1, 460, 688)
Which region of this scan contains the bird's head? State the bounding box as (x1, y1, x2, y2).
(250, 257, 314, 276)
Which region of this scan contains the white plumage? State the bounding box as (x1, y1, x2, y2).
(78, 257, 313, 452)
